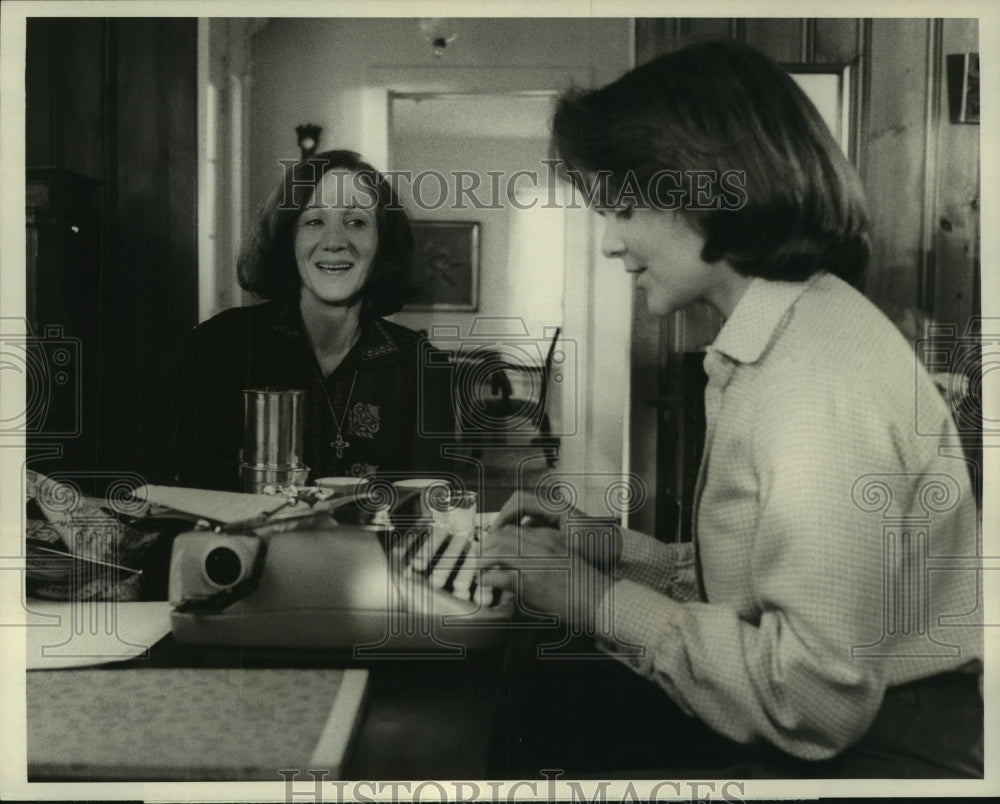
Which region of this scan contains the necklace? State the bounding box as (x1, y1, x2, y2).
(316, 370, 359, 460)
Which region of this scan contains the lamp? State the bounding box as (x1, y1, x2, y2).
(419, 18, 457, 58)
(295, 124, 322, 159)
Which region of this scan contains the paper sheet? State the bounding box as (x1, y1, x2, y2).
(24, 601, 173, 670)
(135, 484, 292, 524)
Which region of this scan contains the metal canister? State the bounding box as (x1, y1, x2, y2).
(239, 388, 309, 493)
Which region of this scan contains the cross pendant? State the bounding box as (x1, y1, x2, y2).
(332, 433, 350, 460)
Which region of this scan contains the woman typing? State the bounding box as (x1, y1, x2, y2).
(485, 41, 982, 778)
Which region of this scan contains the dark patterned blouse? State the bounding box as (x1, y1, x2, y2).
(171, 297, 455, 491)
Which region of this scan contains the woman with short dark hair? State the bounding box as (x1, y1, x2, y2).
(488, 41, 982, 778)
(238, 150, 415, 314)
(551, 39, 870, 286)
(172, 150, 454, 490)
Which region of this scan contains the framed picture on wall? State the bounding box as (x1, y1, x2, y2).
(785, 63, 852, 156)
(946, 52, 979, 124)
(405, 221, 480, 311)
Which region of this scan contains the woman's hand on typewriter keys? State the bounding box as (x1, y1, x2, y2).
(491, 491, 623, 567)
(480, 522, 614, 631)
(493, 490, 574, 532)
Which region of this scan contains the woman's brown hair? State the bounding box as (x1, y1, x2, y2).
(238, 149, 414, 315)
(550, 40, 870, 285)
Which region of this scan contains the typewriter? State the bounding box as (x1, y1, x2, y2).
(154, 484, 513, 654)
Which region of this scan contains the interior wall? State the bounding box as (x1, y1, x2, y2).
(245, 17, 634, 510)
(389, 130, 553, 338)
(248, 18, 630, 212)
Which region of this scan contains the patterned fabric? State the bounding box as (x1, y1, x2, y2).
(598, 273, 982, 762)
(27, 668, 364, 780)
(348, 401, 381, 440)
(25, 470, 157, 601)
(171, 298, 456, 491)
(612, 530, 700, 603)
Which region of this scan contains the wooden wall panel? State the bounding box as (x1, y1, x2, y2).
(814, 19, 867, 171)
(744, 18, 805, 62)
(932, 19, 980, 334)
(635, 18, 674, 65)
(814, 18, 862, 64)
(675, 18, 734, 43)
(863, 18, 931, 313)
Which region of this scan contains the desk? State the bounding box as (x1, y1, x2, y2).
(27, 632, 512, 782)
(25, 617, 751, 782)
(343, 650, 511, 779)
(157, 637, 513, 780)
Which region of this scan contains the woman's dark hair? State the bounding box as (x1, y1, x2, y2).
(550, 40, 870, 285)
(238, 149, 414, 316)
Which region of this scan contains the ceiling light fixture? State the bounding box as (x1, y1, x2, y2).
(419, 18, 457, 58)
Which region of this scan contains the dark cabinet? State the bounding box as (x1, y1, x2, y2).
(26, 167, 101, 336)
(24, 168, 102, 473)
(25, 18, 198, 488)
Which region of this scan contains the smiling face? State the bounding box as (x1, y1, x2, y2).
(294, 169, 379, 308)
(599, 205, 748, 318)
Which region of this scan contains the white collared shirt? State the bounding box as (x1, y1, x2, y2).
(599, 272, 981, 760)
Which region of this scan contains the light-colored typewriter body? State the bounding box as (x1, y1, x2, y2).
(168, 524, 512, 653)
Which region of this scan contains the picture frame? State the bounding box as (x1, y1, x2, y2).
(946, 52, 979, 124)
(784, 62, 852, 155)
(405, 220, 480, 311)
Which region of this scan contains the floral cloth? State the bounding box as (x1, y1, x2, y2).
(25, 470, 157, 601)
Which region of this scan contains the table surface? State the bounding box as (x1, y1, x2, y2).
(25, 628, 759, 782)
(141, 634, 515, 781)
